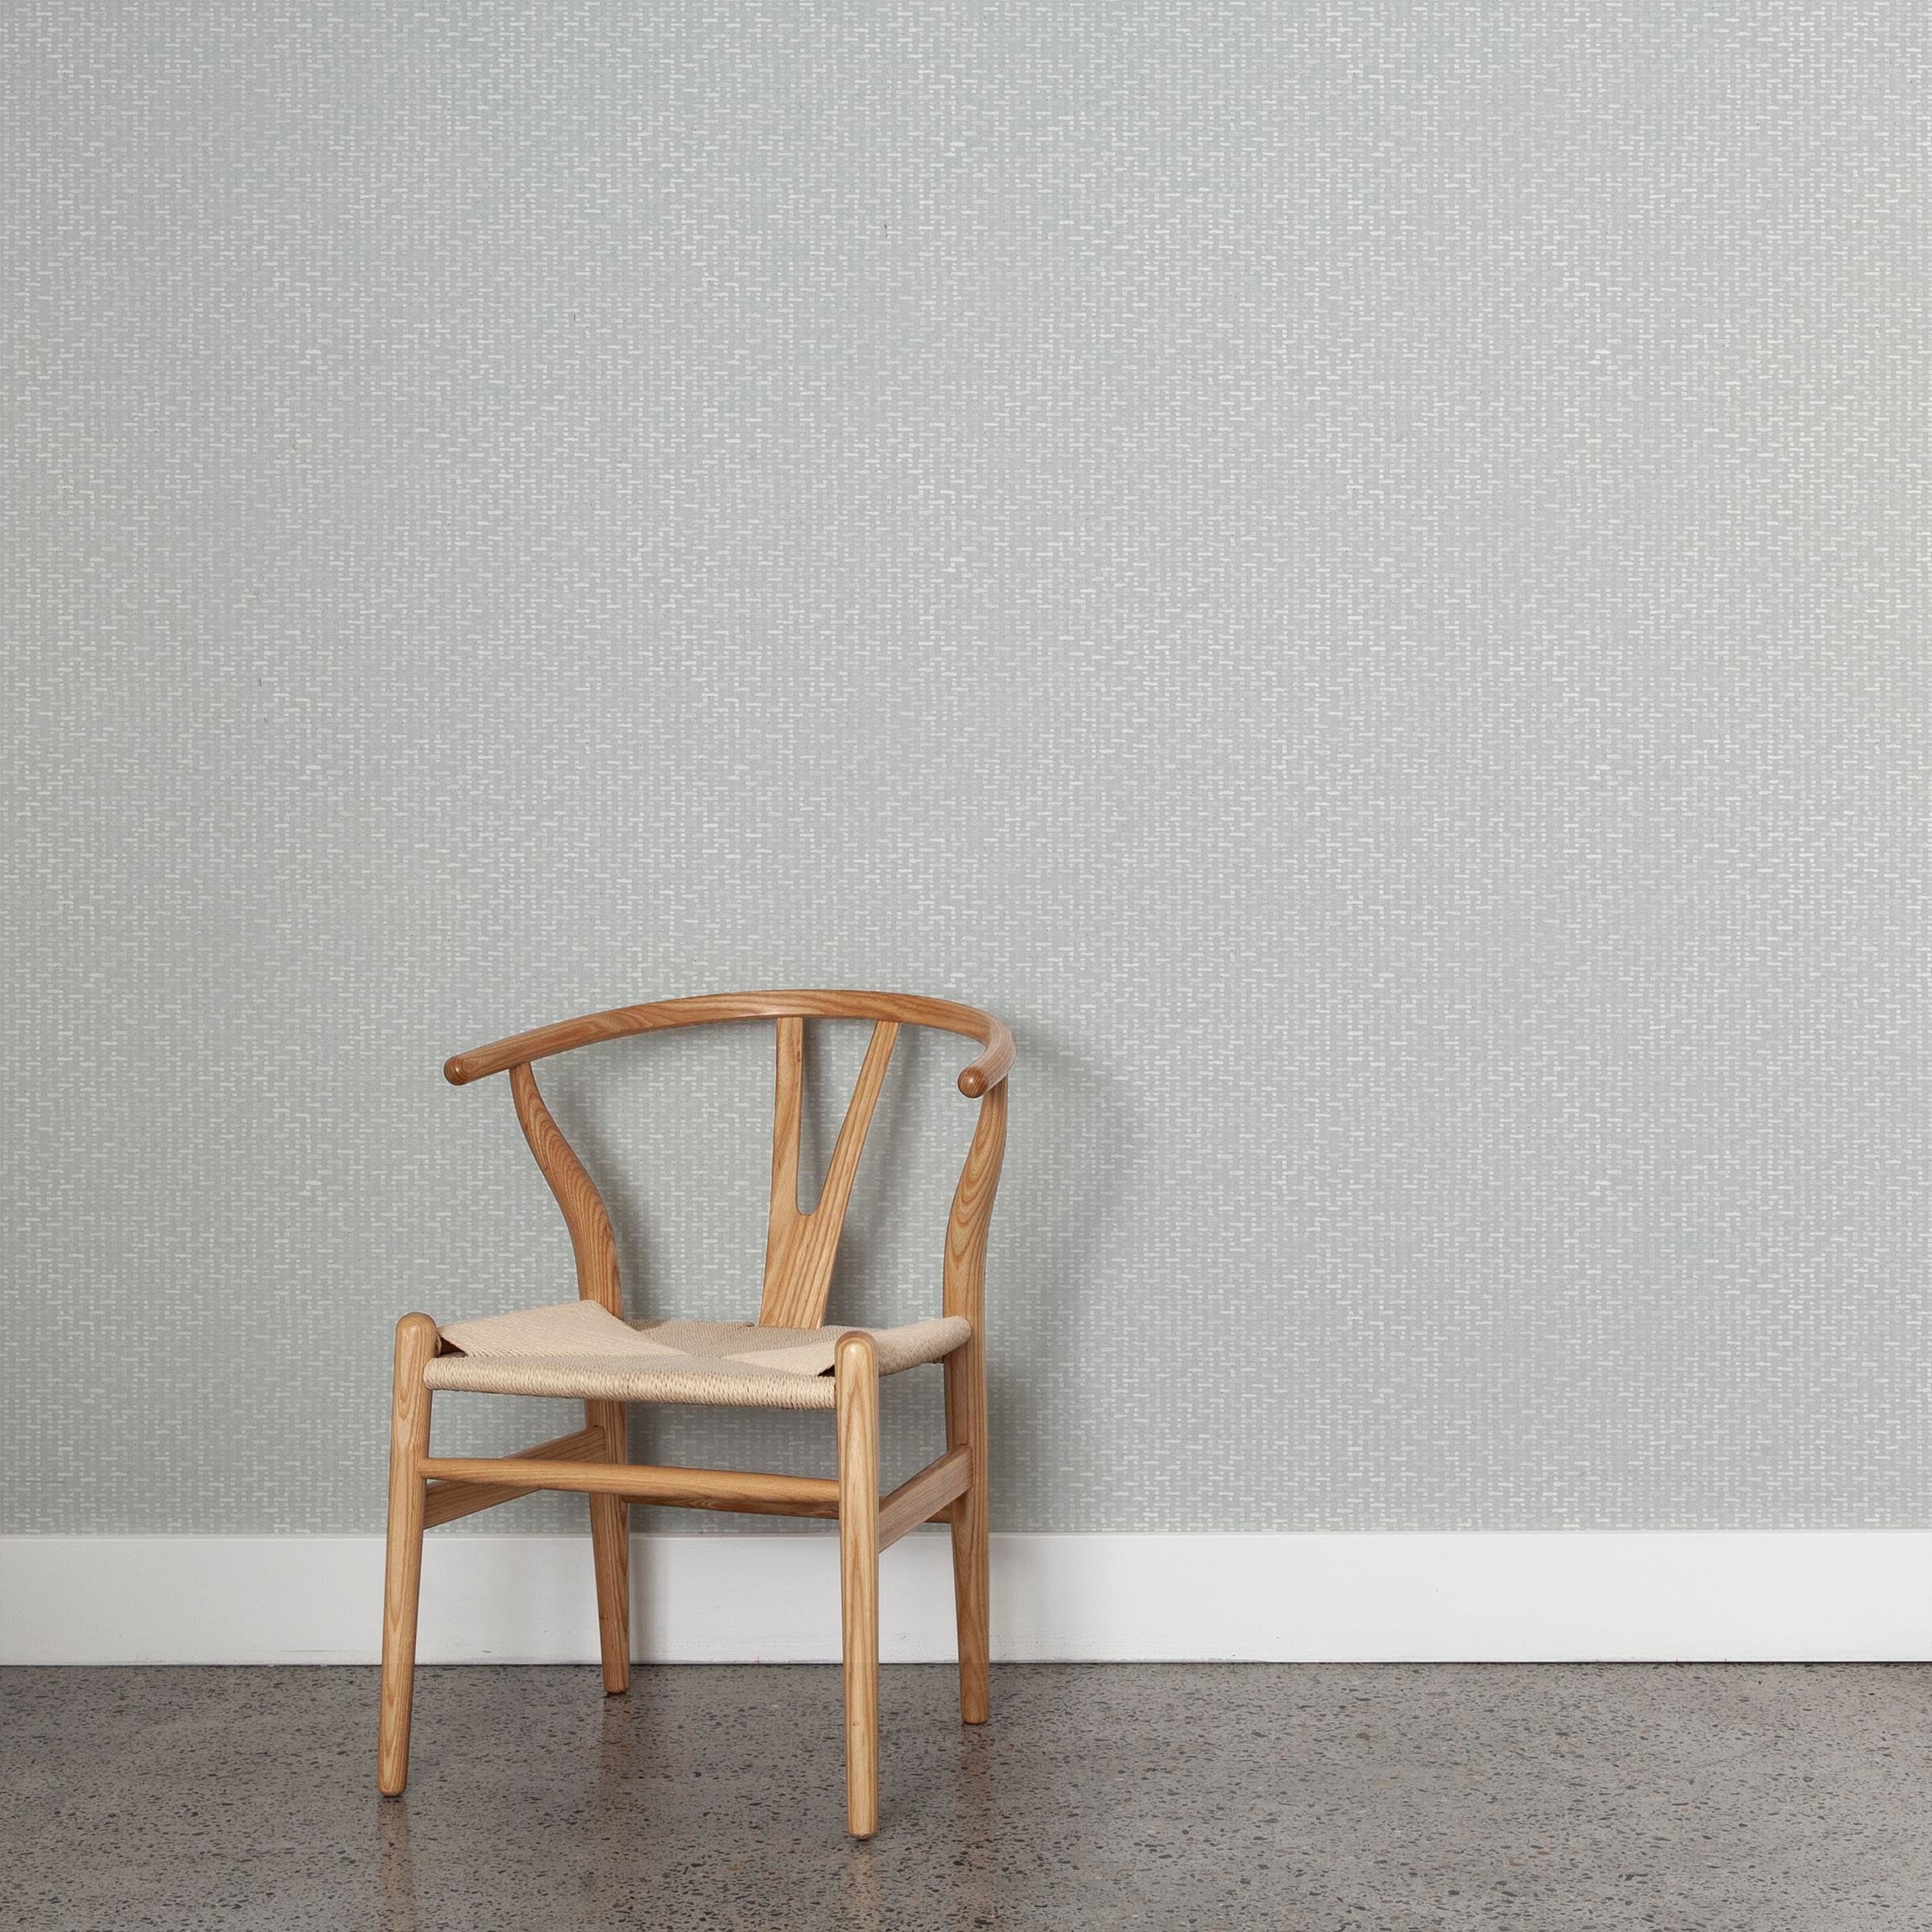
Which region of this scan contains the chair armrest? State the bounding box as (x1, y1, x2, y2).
(955, 1022, 1013, 1098)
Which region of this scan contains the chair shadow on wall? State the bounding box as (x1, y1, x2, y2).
(977, 1018, 1128, 1555)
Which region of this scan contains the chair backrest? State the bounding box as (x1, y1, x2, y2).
(444, 991, 1013, 1331)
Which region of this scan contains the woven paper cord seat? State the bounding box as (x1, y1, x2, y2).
(422, 1299, 971, 1409)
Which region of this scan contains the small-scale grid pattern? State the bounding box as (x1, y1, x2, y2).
(3, 6, 1928, 1534)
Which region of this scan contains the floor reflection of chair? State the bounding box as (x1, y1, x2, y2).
(374, 1794, 417, 1932)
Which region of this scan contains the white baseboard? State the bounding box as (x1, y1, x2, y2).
(3, 1531, 1928, 1666)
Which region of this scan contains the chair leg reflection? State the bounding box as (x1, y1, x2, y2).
(374, 1797, 418, 1932)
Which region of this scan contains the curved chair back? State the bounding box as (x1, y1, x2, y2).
(442, 990, 1013, 1331)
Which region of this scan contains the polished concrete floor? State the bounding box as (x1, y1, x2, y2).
(4, 1662, 1926, 1930)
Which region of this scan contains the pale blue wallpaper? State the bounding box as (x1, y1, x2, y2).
(4, 3, 1927, 1533)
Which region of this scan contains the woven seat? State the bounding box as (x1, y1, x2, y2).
(423, 1299, 971, 1409)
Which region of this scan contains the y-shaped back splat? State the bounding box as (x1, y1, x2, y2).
(762, 1018, 899, 1328)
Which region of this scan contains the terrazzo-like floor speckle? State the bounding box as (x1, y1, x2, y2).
(4, 1663, 1927, 1930)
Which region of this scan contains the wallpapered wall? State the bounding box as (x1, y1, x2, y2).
(6, 5, 1927, 1535)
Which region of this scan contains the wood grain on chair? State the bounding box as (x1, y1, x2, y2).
(377, 989, 1012, 1837)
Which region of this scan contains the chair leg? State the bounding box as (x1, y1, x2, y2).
(587, 1398, 631, 1695)
(835, 1331, 881, 1839)
(378, 1313, 440, 1796)
(943, 1335, 991, 1724)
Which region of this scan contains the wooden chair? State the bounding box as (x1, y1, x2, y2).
(376, 990, 1012, 1837)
